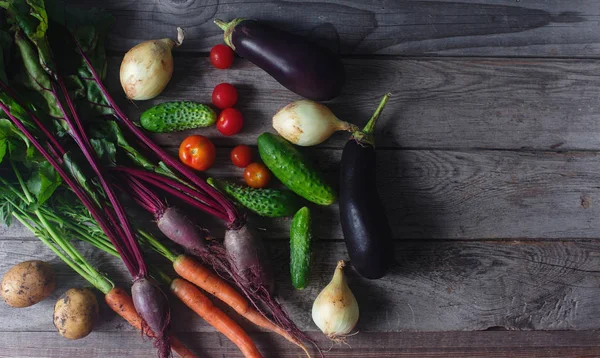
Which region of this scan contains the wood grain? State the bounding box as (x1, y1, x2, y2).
(4, 149, 600, 240)
(2, 239, 600, 334)
(2, 331, 600, 358)
(66, 0, 600, 57)
(104, 56, 600, 151)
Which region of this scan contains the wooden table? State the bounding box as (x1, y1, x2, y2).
(3, 1, 600, 357)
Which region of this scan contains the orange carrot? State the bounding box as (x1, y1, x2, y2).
(105, 287, 196, 358)
(171, 278, 263, 358)
(173, 255, 311, 357)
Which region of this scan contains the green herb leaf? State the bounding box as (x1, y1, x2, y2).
(26, 160, 61, 205)
(0, 0, 55, 76)
(90, 137, 116, 166)
(0, 117, 35, 163)
(63, 152, 101, 206)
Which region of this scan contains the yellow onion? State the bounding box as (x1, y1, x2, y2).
(311, 260, 359, 340)
(120, 27, 184, 100)
(273, 100, 358, 146)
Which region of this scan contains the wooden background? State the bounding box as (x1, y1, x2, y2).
(3, 0, 600, 357)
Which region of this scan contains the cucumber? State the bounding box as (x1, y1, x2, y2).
(140, 101, 216, 133)
(290, 207, 312, 289)
(257, 133, 336, 205)
(207, 177, 299, 217)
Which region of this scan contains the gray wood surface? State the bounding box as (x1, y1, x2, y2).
(3, 238, 600, 333)
(4, 331, 600, 358)
(105, 56, 600, 151)
(4, 149, 600, 241)
(67, 0, 600, 57)
(3, 1, 600, 357)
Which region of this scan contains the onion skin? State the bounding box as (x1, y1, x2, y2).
(120, 28, 184, 100)
(311, 260, 359, 339)
(273, 100, 357, 146)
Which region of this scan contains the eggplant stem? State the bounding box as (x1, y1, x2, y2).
(214, 19, 228, 31)
(362, 93, 391, 135)
(214, 18, 245, 50)
(352, 93, 391, 146)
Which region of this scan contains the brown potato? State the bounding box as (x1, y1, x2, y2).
(1, 260, 56, 308)
(53, 288, 99, 340)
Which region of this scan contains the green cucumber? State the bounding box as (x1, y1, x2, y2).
(207, 177, 299, 217)
(290, 207, 312, 290)
(140, 101, 216, 133)
(257, 133, 336, 205)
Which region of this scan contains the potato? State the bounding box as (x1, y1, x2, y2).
(53, 288, 99, 340)
(1, 260, 56, 308)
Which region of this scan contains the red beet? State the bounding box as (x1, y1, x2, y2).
(224, 224, 275, 295)
(156, 206, 210, 255)
(131, 278, 171, 358)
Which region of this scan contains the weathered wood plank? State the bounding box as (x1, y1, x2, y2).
(4, 149, 600, 240)
(105, 56, 600, 151)
(2, 239, 600, 334)
(67, 0, 600, 57)
(2, 331, 600, 358)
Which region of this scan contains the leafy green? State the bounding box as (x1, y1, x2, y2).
(0, 118, 35, 164)
(0, 118, 61, 205)
(88, 121, 180, 182)
(90, 137, 116, 166)
(0, 0, 55, 76)
(0, 184, 19, 225)
(26, 160, 60, 205)
(62, 152, 101, 206)
(14, 29, 65, 122)
(46, 6, 115, 117)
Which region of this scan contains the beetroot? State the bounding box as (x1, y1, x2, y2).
(224, 224, 274, 294)
(157, 207, 210, 254)
(132, 278, 171, 357)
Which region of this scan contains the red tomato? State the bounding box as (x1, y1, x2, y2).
(212, 83, 238, 109)
(230, 145, 252, 168)
(210, 44, 234, 69)
(217, 108, 244, 136)
(179, 135, 216, 171)
(244, 163, 271, 188)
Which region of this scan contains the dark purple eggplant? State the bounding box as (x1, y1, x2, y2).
(215, 18, 345, 101)
(339, 94, 393, 279)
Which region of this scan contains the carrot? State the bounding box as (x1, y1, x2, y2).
(171, 278, 262, 358)
(173, 255, 310, 357)
(105, 287, 196, 358)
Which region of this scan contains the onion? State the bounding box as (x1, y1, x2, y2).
(311, 260, 359, 341)
(272, 100, 358, 146)
(120, 27, 184, 100)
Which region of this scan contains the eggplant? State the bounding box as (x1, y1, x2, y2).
(215, 18, 345, 101)
(339, 94, 393, 279)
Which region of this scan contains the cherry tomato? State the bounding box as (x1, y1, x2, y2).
(244, 163, 271, 188)
(230, 145, 252, 168)
(212, 83, 238, 109)
(179, 135, 216, 171)
(217, 108, 244, 136)
(210, 44, 234, 69)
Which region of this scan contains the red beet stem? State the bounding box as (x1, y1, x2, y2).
(75, 42, 240, 227)
(112, 166, 224, 212)
(0, 80, 65, 158)
(0, 102, 138, 276)
(122, 174, 166, 216)
(127, 171, 230, 222)
(52, 78, 146, 277)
